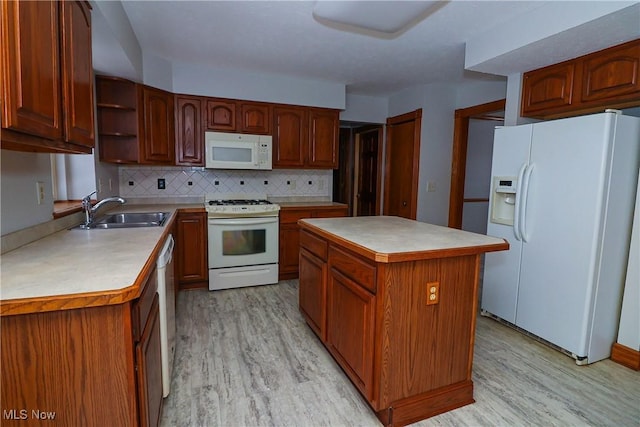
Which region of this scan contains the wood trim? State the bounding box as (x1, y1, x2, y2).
(611, 343, 640, 370)
(448, 99, 505, 229)
(384, 109, 422, 220)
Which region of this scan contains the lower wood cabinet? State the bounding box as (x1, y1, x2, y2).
(299, 223, 488, 426)
(0, 266, 163, 427)
(176, 211, 208, 289)
(279, 205, 348, 280)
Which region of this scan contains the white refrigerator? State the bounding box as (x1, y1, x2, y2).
(482, 111, 640, 364)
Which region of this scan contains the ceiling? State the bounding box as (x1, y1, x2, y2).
(93, 1, 640, 97)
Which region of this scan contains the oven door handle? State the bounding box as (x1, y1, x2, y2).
(208, 218, 278, 226)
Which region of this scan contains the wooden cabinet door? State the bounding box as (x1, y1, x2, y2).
(136, 296, 163, 427)
(327, 268, 375, 400)
(176, 212, 208, 288)
(521, 62, 575, 116)
(175, 95, 204, 166)
(206, 99, 237, 131)
(1, 0, 62, 140)
(579, 41, 640, 103)
(279, 222, 302, 279)
(308, 108, 339, 168)
(273, 106, 306, 167)
(140, 86, 175, 164)
(299, 248, 327, 341)
(60, 0, 94, 147)
(240, 101, 271, 134)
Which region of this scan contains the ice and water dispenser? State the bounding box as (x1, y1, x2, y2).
(490, 177, 517, 225)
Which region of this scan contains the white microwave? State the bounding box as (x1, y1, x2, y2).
(205, 131, 272, 170)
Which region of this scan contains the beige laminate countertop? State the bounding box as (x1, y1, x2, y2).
(0, 204, 202, 315)
(299, 216, 509, 263)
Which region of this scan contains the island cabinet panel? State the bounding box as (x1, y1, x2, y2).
(296, 217, 508, 427)
(299, 247, 328, 340)
(327, 262, 376, 402)
(136, 294, 163, 427)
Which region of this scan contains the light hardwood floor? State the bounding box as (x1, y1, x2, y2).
(161, 280, 640, 427)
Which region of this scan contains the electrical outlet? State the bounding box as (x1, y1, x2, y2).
(109, 178, 113, 191)
(98, 179, 103, 194)
(36, 181, 45, 205)
(427, 181, 437, 192)
(426, 282, 440, 305)
(157, 178, 166, 190)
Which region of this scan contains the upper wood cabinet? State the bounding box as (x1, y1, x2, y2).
(522, 39, 640, 119)
(273, 106, 339, 169)
(273, 106, 307, 167)
(175, 95, 204, 166)
(139, 86, 175, 164)
(308, 108, 339, 168)
(205, 99, 237, 131)
(239, 101, 271, 134)
(96, 76, 140, 163)
(1, 0, 94, 153)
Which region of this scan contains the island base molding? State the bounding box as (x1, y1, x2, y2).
(376, 380, 475, 427)
(611, 343, 640, 370)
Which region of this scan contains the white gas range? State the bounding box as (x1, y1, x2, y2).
(205, 194, 280, 291)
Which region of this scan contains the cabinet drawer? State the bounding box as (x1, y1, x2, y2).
(314, 207, 348, 218)
(132, 266, 158, 342)
(329, 246, 376, 293)
(300, 229, 328, 260)
(280, 209, 312, 224)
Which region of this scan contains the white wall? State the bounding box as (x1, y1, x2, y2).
(1, 151, 55, 235)
(172, 62, 345, 109)
(616, 169, 640, 351)
(143, 53, 174, 92)
(461, 118, 497, 234)
(387, 80, 507, 225)
(341, 93, 388, 124)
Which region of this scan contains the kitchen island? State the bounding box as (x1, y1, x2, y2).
(297, 216, 509, 427)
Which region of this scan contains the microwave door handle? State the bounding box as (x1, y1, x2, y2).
(253, 142, 259, 166)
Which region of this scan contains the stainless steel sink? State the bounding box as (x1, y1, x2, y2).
(77, 212, 169, 229)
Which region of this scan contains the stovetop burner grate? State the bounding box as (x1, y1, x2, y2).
(207, 199, 272, 206)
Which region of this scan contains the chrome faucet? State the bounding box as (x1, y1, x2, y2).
(81, 191, 126, 228)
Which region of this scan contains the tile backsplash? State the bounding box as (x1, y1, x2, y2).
(119, 166, 333, 199)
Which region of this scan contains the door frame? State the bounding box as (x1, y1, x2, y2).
(353, 125, 384, 216)
(383, 109, 422, 219)
(448, 99, 505, 229)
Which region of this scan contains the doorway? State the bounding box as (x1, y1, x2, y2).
(448, 100, 505, 230)
(333, 124, 383, 216)
(383, 109, 422, 219)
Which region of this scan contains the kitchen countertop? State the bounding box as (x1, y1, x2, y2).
(299, 216, 509, 263)
(0, 204, 202, 315)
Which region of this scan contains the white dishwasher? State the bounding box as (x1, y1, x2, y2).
(157, 234, 176, 398)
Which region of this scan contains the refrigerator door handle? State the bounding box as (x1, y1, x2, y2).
(513, 163, 527, 241)
(520, 163, 535, 242)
